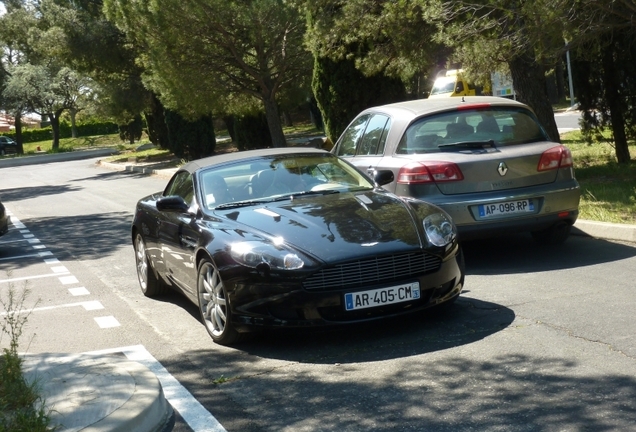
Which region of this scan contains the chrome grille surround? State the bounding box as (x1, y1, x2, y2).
(303, 251, 442, 291)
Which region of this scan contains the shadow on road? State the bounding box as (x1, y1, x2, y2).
(461, 232, 636, 275)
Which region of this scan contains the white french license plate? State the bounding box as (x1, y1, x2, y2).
(478, 199, 534, 218)
(344, 282, 420, 311)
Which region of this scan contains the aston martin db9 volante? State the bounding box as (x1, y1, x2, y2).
(333, 97, 581, 244)
(132, 148, 464, 345)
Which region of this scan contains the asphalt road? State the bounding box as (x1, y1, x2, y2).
(1, 156, 636, 431)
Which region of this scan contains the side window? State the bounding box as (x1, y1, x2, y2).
(164, 171, 194, 204)
(335, 115, 370, 156)
(357, 115, 390, 156)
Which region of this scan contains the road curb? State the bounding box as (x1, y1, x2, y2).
(0, 148, 118, 168)
(22, 353, 172, 432)
(572, 219, 636, 243)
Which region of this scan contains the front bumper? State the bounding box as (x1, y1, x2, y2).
(224, 247, 464, 331)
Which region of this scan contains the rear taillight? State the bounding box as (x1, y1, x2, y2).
(537, 145, 574, 171)
(397, 162, 464, 184)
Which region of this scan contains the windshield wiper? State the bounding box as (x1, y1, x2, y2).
(438, 140, 496, 150)
(215, 190, 341, 209)
(289, 190, 340, 199)
(214, 199, 270, 209)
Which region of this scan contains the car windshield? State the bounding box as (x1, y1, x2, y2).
(199, 153, 374, 209)
(396, 106, 549, 154)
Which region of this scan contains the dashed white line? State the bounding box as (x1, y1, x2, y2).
(3, 209, 120, 331)
(68, 287, 90, 296)
(94, 316, 120, 328)
(59, 275, 79, 285)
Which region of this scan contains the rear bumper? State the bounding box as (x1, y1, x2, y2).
(397, 180, 580, 239)
(456, 210, 578, 240)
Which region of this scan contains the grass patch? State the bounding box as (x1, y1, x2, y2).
(20, 134, 135, 155)
(563, 130, 636, 224)
(0, 285, 52, 431)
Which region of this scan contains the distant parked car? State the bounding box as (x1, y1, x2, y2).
(332, 96, 581, 244)
(0, 200, 9, 237)
(0, 136, 18, 156)
(132, 148, 464, 345)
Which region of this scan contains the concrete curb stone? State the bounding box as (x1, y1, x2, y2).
(22, 353, 172, 432)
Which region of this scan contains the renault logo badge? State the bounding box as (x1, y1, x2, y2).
(497, 162, 508, 176)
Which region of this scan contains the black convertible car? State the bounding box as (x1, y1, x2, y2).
(132, 148, 464, 345)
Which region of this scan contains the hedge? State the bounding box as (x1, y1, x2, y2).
(0, 121, 119, 143)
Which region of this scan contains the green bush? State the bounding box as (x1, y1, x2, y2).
(233, 113, 272, 151)
(164, 110, 216, 160)
(0, 286, 52, 432)
(1, 121, 118, 144)
(312, 54, 406, 143)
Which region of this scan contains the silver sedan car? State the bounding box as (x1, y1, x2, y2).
(333, 96, 580, 244)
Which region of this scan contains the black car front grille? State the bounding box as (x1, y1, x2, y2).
(303, 251, 442, 291)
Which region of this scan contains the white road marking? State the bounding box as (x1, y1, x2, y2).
(94, 316, 120, 328)
(82, 301, 105, 311)
(89, 345, 228, 432)
(51, 266, 69, 273)
(68, 287, 90, 296)
(3, 208, 123, 331)
(0, 272, 71, 284)
(59, 275, 79, 285)
(0, 300, 105, 315)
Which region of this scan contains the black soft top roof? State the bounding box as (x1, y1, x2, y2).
(180, 147, 329, 174)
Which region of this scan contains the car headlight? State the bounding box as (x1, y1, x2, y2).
(424, 213, 456, 247)
(230, 241, 304, 270)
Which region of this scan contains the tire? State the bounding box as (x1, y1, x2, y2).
(197, 259, 242, 345)
(531, 221, 571, 245)
(134, 233, 167, 297)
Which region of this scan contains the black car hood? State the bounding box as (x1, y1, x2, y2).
(213, 191, 434, 262)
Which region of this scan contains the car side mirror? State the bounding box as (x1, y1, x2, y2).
(373, 170, 394, 187)
(157, 195, 190, 213)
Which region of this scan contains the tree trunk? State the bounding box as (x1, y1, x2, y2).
(13, 111, 24, 155)
(262, 97, 286, 148)
(50, 109, 64, 151)
(601, 42, 632, 164)
(144, 93, 170, 149)
(509, 53, 561, 143)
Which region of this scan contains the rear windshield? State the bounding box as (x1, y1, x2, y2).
(396, 106, 549, 154)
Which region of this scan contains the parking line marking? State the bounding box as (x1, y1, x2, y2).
(94, 316, 120, 328)
(51, 266, 69, 273)
(0, 272, 71, 284)
(0, 300, 105, 315)
(59, 275, 79, 285)
(0, 252, 45, 261)
(68, 287, 90, 296)
(82, 301, 105, 311)
(90, 345, 227, 432)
